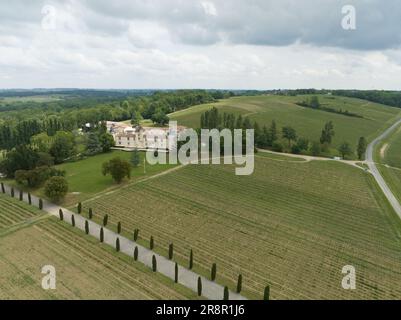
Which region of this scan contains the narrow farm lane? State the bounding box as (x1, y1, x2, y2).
(0, 184, 247, 301)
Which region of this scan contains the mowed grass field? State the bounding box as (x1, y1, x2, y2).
(171, 95, 401, 157)
(0, 193, 45, 233)
(2, 150, 176, 207)
(0, 196, 197, 299)
(83, 154, 401, 299)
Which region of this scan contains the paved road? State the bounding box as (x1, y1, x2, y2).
(1, 184, 247, 301)
(365, 118, 401, 220)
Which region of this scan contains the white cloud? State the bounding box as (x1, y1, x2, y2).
(0, 0, 401, 89)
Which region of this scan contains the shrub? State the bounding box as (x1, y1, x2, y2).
(150, 236, 154, 250)
(211, 263, 217, 281)
(103, 214, 108, 226)
(272, 142, 283, 152)
(291, 144, 301, 154)
(175, 263, 178, 283)
(19, 190, 23, 201)
(100, 227, 104, 242)
(310, 141, 321, 156)
(117, 221, 121, 234)
(134, 229, 139, 241)
(77, 202, 82, 214)
(0, 183, 4, 193)
(28, 193, 31, 204)
(44, 176, 68, 202)
(85, 220, 89, 234)
(237, 274, 242, 293)
(189, 249, 193, 270)
(152, 255, 157, 272)
(197, 277, 202, 296)
(116, 237, 120, 252)
(168, 243, 174, 260)
(88, 208, 93, 220)
(59, 209, 64, 221)
(134, 246, 138, 261)
(264, 285, 270, 300)
(102, 157, 131, 183)
(11, 187, 14, 197)
(39, 198, 43, 210)
(223, 286, 229, 300)
(71, 214, 75, 227)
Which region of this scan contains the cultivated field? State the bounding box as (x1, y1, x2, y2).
(0, 193, 45, 232)
(376, 123, 401, 202)
(171, 95, 401, 156)
(0, 196, 197, 299)
(383, 125, 401, 169)
(83, 154, 401, 299)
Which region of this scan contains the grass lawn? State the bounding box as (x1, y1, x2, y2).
(83, 155, 401, 300)
(171, 95, 401, 158)
(1, 150, 176, 208)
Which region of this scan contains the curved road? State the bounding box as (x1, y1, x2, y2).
(366, 118, 401, 220)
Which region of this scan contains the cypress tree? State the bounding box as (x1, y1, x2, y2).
(189, 249, 193, 270)
(85, 220, 89, 234)
(11, 187, 14, 197)
(39, 198, 43, 210)
(100, 227, 104, 243)
(116, 237, 120, 252)
(59, 209, 64, 221)
(168, 243, 174, 260)
(264, 285, 270, 300)
(152, 255, 157, 272)
(134, 246, 138, 261)
(150, 236, 154, 250)
(88, 208, 93, 220)
(237, 274, 242, 293)
(1, 182, 4, 193)
(77, 202, 82, 214)
(117, 221, 121, 234)
(197, 277, 202, 296)
(103, 214, 108, 226)
(211, 263, 217, 281)
(19, 190, 23, 201)
(71, 214, 75, 227)
(175, 262, 178, 283)
(28, 193, 31, 205)
(223, 286, 229, 300)
(133, 229, 139, 241)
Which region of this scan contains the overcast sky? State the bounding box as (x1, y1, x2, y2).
(1, 0, 401, 90)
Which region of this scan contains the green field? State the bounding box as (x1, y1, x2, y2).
(171, 95, 401, 157)
(83, 154, 401, 299)
(375, 123, 401, 203)
(1, 150, 176, 207)
(0, 195, 197, 299)
(382, 125, 401, 169)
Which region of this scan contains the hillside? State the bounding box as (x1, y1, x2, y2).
(171, 95, 401, 156)
(0, 194, 198, 299)
(83, 154, 401, 299)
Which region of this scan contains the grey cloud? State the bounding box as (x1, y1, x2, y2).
(78, 0, 401, 50)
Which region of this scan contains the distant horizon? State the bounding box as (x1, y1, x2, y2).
(0, 88, 400, 92)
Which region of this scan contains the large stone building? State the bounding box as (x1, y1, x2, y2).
(106, 121, 185, 151)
